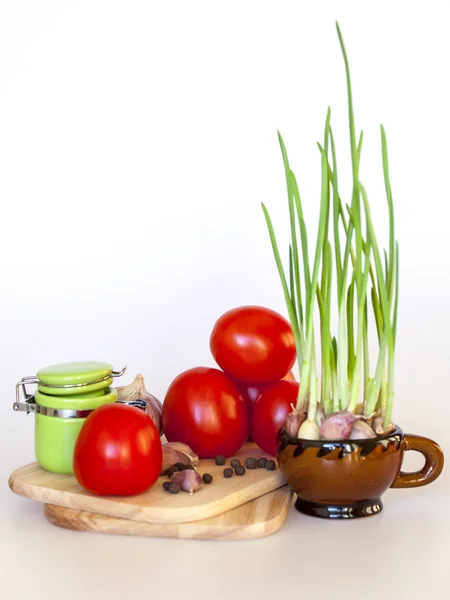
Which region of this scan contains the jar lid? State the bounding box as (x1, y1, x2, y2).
(35, 387, 117, 410)
(37, 361, 113, 386)
(13, 363, 126, 414)
(36, 361, 118, 396)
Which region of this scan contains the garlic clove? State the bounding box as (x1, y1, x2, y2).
(349, 420, 377, 440)
(285, 407, 306, 438)
(161, 446, 183, 474)
(319, 411, 360, 440)
(165, 442, 199, 466)
(298, 418, 320, 440)
(160, 442, 199, 475)
(116, 374, 163, 435)
(170, 470, 203, 494)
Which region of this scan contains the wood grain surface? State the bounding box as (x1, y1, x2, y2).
(9, 443, 286, 524)
(43, 486, 293, 540)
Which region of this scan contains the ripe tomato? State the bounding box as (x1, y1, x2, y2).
(251, 380, 299, 456)
(238, 370, 296, 411)
(73, 403, 162, 496)
(210, 305, 296, 383)
(235, 371, 296, 438)
(162, 367, 248, 458)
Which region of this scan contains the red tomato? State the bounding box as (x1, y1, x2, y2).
(73, 404, 162, 496)
(235, 370, 296, 438)
(238, 370, 296, 410)
(162, 367, 248, 458)
(210, 306, 296, 383)
(251, 380, 299, 456)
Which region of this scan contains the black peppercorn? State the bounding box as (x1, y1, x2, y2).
(266, 460, 276, 471)
(257, 457, 268, 468)
(230, 459, 241, 469)
(202, 473, 213, 484)
(215, 455, 226, 466)
(235, 465, 246, 476)
(244, 457, 258, 470)
(166, 465, 181, 477)
(167, 482, 181, 494)
(163, 481, 171, 491)
(174, 462, 187, 471)
(223, 467, 233, 478)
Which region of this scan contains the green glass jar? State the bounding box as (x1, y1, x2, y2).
(13, 361, 126, 474)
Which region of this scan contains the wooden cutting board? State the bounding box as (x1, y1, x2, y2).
(9, 443, 286, 524)
(44, 486, 293, 540)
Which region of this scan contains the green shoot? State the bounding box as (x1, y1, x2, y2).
(262, 21, 399, 438)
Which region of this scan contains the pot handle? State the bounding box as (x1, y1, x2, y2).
(391, 434, 444, 488)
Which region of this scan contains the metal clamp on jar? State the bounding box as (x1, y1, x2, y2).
(13, 361, 126, 474)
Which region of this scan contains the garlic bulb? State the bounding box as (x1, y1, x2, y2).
(116, 374, 163, 435)
(319, 411, 360, 440)
(161, 442, 199, 474)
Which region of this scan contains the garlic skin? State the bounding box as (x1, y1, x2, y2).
(165, 441, 199, 466)
(373, 414, 396, 436)
(285, 408, 306, 438)
(161, 446, 183, 474)
(116, 374, 163, 435)
(161, 442, 199, 474)
(349, 420, 377, 440)
(298, 418, 320, 440)
(170, 470, 203, 494)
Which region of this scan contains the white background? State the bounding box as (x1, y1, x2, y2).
(0, 1, 449, 599)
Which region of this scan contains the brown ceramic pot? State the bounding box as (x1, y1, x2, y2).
(277, 426, 444, 519)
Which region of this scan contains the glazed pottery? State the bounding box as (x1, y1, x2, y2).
(277, 426, 444, 519)
(34, 387, 117, 474)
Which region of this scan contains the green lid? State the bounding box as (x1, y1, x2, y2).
(37, 361, 113, 386)
(35, 387, 117, 410)
(37, 377, 114, 396)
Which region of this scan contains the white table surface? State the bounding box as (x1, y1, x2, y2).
(1, 411, 448, 600)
